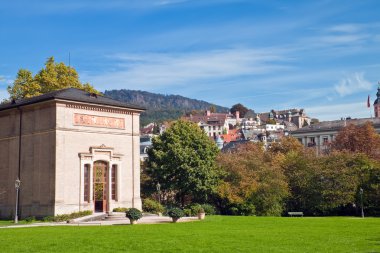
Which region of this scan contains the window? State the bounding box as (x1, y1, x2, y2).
(323, 137, 328, 145)
(112, 165, 118, 201)
(84, 164, 90, 202)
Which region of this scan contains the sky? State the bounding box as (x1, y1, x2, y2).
(1, 0, 380, 120)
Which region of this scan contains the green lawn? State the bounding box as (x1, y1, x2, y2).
(0, 220, 31, 227)
(0, 216, 379, 253)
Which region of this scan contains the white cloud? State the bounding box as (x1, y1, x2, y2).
(328, 24, 362, 33)
(307, 102, 372, 121)
(85, 48, 291, 91)
(0, 89, 8, 101)
(334, 72, 372, 97)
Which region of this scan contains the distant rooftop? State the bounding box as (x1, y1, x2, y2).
(0, 88, 146, 112)
(292, 117, 380, 134)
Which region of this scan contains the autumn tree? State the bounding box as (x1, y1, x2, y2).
(230, 103, 249, 118)
(332, 122, 380, 160)
(268, 136, 304, 155)
(7, 56, 99, 100)
(217, 142, 288, 216)
(146, 120, 221, 206)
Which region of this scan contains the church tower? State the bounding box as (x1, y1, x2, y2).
(374, 83, 380, 118)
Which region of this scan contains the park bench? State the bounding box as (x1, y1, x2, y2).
(288, 212, 303, 217)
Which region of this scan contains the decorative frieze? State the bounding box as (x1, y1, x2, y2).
(74, 114, 125, 129)
(66, 103, 133, 115)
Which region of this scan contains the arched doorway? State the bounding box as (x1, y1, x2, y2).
(93, 161, 108, 212)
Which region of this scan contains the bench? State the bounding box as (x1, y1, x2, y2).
(288, 212, 303, 217)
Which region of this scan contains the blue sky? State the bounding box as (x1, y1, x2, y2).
(1, 0, 379, 120)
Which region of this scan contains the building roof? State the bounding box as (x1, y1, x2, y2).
(184, 113, 227, 126)
(0, 88, 146, 112)
(291, 117, 380, 134)
(221, 140, 251, 152)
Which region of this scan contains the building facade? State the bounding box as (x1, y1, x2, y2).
(0, 88, 144, 218)
(291, 118, 380, 154)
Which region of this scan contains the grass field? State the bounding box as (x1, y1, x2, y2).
(0, 216, 379, 253)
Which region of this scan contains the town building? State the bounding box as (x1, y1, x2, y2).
(183, 110, 239, 138)
(0, 88, 144, 219)
(260, 109, 311, 128)
(292, 85, 380, 154)
(291, 118, 380, 154)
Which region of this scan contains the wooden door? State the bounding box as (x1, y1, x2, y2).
(93, 161, 108, 212)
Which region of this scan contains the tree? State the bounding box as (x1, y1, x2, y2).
(146, 120, 221, 206)
(332, 122, 380, 160)
(266, 118, 277, 125)
(217, 142, 288, 216)
(230, 103, 249, 118)
(7, 56, 99, 100)
(282, 150, 360, 215)
(269, 136, 304, 155)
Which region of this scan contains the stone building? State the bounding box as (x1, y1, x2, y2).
(0, 88, 144, 218)
(260, 109, 311, 128)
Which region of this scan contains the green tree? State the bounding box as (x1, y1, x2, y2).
(146, 120, 221, 206)
(7, 56, 99, 100)
(282, 150, 360, 215)
(230, 103, 249, 118)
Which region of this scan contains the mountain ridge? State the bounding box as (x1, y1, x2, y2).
(104, 89, 230, 126)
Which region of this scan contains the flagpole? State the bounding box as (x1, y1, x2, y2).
(368, 94, 372, 118)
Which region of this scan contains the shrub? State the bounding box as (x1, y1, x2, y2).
(198, 208, 205, 213)
(42, 216, 54, 222)
(125, 208, 143, 221)
(228, 203, 256, 216)
(183, 208, 192, 217)
(143, 198, 164, 214)
(201, 204, 216, 215)
(53, 210, 93, 222)
(188, 204, 202, 215)
(24, 216, 36, 223)
(113, 207, 129, 212)
(168, 208, 184, 219)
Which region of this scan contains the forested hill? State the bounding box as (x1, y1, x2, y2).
(104, 89, 229, 126)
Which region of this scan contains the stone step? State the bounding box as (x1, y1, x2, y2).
(104, 217, 127, 220)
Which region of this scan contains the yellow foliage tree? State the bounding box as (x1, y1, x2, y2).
(7, 56, 99, 100)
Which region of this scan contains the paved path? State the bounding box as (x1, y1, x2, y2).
(0, 215, 200, 229)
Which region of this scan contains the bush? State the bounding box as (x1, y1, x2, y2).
(228, 203, 256, 216)
(168, 208, 184, 219)
(125, 208, 143, 221)
(143, 198, 164, 214)
(201, 204, 216, 215)
(42, 216, 54, 222)
(183, 209, 192, 217)
(52, 210, 93, 222)
(24, 216, 36, 223)
(188, 204, 202, 215)
(113, 207, 129, 212)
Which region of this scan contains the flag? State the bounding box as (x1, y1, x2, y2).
(367, 95, 370, 108)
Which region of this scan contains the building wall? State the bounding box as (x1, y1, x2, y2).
(0, 100, 142, 219)
(55, 101, 141, 215)
(0, 102, 56, 218)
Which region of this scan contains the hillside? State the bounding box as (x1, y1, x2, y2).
(104, 89, 229, 126)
